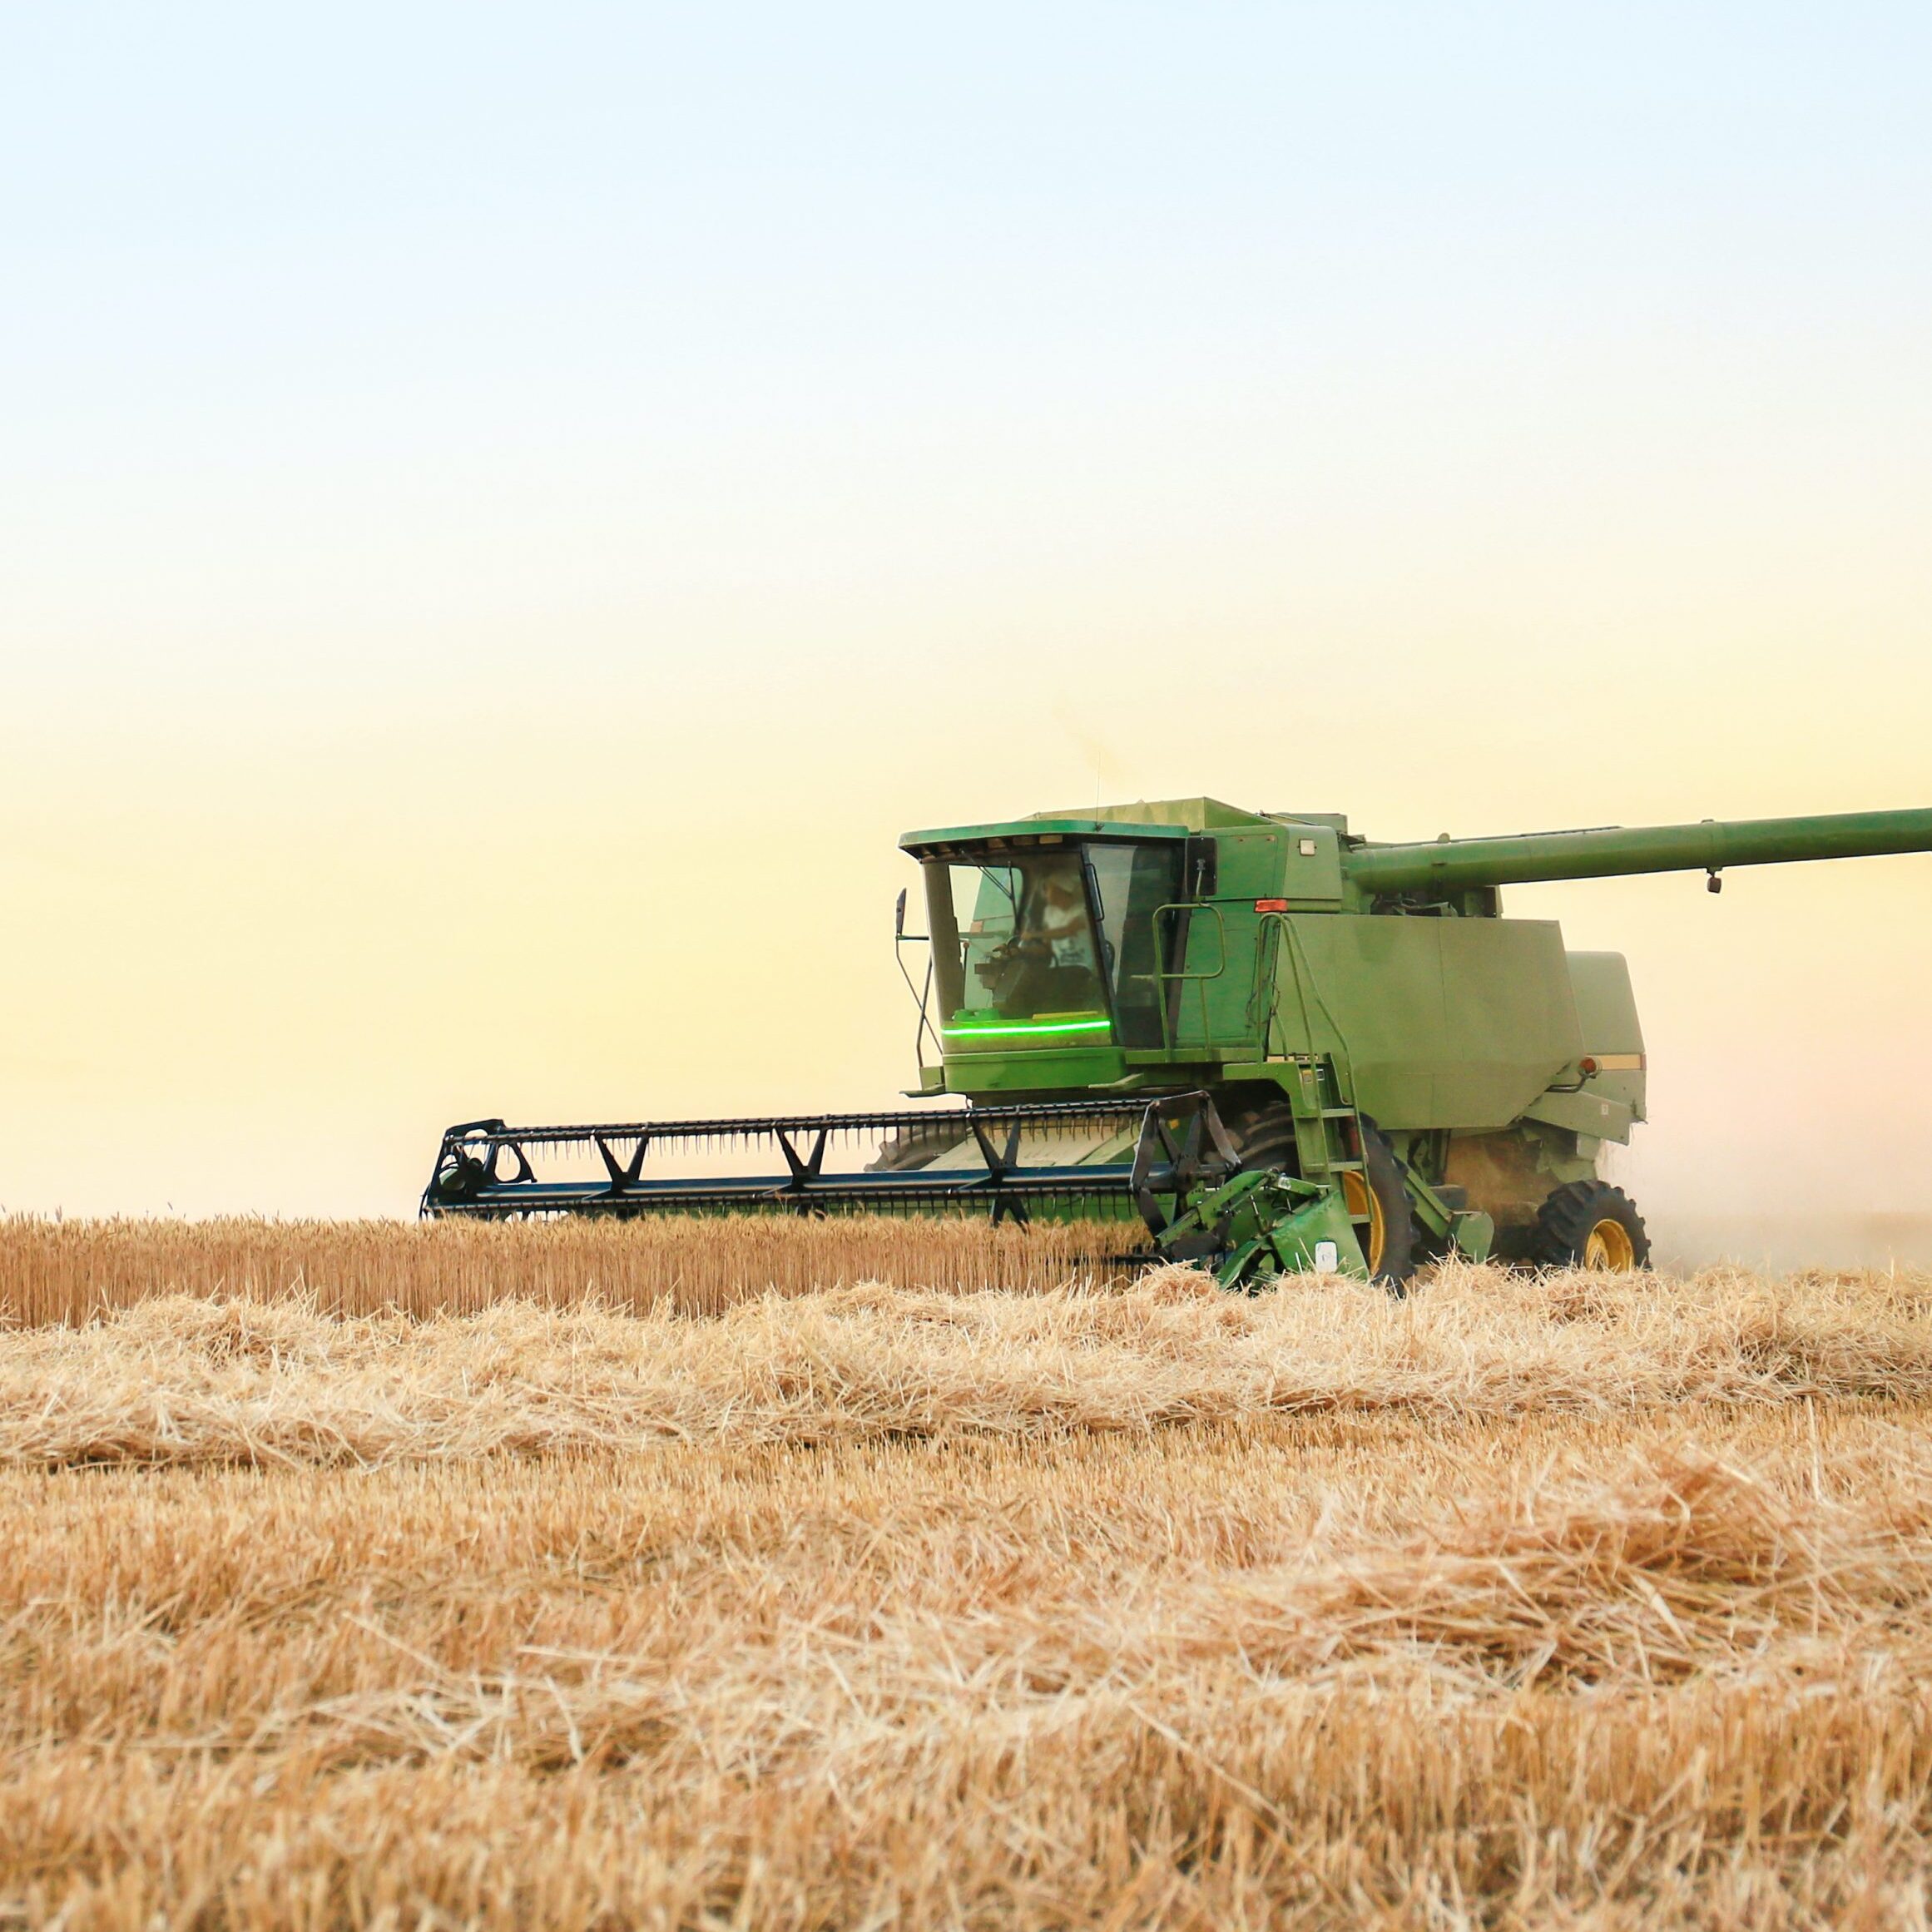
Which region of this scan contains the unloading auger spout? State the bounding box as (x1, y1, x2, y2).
(1344, 806, 1932, 894)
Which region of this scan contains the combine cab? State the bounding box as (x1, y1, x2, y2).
(425, 799, 1932, 1287)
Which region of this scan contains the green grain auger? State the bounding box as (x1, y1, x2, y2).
(424, 801, 1932, 1288)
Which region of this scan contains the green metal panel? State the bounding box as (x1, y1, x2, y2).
(944, 1044, 1129, 1095)
(1268, 915, 1584, 1129)
(1208, 830, 1286, 899)
(1523, 1087, 1636, 1141)
(1434, 922, 1587, 1126)
(1565, 950, 1646, 1125)
(1277, 825, 1344, 905)
(1167, 899, 1269, 1054)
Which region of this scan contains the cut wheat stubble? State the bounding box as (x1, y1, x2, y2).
(1, 1220, 1930, 1927)
(0, 1259, 1927, 1469)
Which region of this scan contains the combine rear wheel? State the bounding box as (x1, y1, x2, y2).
(1530, 1181, 1650, 1271)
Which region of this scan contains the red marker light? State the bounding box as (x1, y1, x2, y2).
(1580, 1056, 1600, 1075)
(1254, 898, 1289, 913)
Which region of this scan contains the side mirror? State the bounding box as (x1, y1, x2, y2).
(894, 887, 908, 938)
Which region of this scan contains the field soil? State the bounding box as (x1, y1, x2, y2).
(2, 1218, 1930, 1929)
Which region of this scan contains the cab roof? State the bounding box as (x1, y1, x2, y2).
(897, 816, 1189, 859)
(898, 796, 1344, 857)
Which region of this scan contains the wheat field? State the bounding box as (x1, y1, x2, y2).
(2, 1219, 1931, 1928)
(0, 1213, 1137, 1327)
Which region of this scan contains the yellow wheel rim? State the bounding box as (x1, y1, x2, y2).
(1340, 1169, 1385, 1274)
(1582, 1216, 1637, 1271)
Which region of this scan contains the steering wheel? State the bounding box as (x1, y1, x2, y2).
(988, 934, 1053, 965)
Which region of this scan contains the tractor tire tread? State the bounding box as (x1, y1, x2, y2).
(1529, 1179, 1651, 1270)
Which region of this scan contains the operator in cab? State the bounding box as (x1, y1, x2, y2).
(971, 859, 1102, 1017)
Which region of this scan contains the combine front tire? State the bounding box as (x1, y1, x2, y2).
(1221, 1100, 1414, 1288)
(1342, 1122, 1416, 1290)
(1219, 1098, 1297, 1172)
(1530, 1181, 1650, 1271)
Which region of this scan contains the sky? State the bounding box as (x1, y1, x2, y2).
(2, 2, 1929, 1236)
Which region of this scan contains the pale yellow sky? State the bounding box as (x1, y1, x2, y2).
(2, 3, 1928, 1227)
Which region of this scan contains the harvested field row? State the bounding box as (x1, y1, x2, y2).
(0, 1213, 1132, 1326)
(0, 1262, 1927, 1468)
(5, 1232, 1931, 1926)
(7, 1399, 1932, 1925)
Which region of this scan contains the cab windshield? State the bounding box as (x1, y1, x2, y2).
(924, 840, 1182, 1048)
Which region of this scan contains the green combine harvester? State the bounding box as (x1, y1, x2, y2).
(424, 800, 1932, 1287)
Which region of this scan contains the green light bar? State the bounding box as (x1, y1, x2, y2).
(943, 1016, 1113, 1041)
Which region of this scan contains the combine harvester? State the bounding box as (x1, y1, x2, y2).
(424, 801, 1932, 1287)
